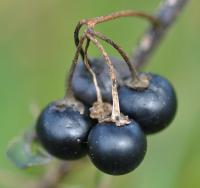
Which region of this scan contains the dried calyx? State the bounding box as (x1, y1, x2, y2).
(66, 10, 159, 126)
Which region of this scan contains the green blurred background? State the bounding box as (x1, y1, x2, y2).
(0, 0, 199, 188)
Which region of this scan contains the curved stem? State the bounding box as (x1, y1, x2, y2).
(66, 34, 86, 97)
(74, 10, 159, 64)
(86, 10, 159, 27)
(74, 20, 86, 61)
(93, 31, 139, 81)
(83, 39, 103, 103)
(86, 33, 121, 120)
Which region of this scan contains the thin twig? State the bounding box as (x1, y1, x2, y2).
(74, 20, 86, 61)
(86, 10, 159, 26)
(86, 33, 121, 121)
(93, 31, 150, 89)
(93, 31, 139, 81)
(86, 33, 130, 126)
(83, 39, 103, 104)
(132, 0, 189, 69)
(73, 10, 160, 90)
(84, 37, 113, 121)
(74, 10, 158, 64)
(65, 34, 86, 97)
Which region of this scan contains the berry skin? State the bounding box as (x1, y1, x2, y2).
(71, 57, 130, 106)
(36, 101, 93, 160)
(119, 73, 177, 134)
(87, 121, 147, 175)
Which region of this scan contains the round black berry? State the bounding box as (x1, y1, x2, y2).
(87, 121, 147, 175)
(36, 100, 93, 160)
(119, 73, 177, 134)
(71, 57, 130, 106)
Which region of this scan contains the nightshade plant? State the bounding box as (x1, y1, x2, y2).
(7, 9, 177, 176)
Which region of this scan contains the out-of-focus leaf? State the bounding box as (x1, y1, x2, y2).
(6, 126, 52, 168)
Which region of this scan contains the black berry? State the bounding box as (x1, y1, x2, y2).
(87, 121, 147, 175)
(119, 73, 177, 134)
(71, 57, 130, 106)
(36, 100, 93, 160)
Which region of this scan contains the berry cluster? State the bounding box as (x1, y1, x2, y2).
(36, 10, 177, 175)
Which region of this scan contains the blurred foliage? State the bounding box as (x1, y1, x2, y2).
(0, 0, 200, 188)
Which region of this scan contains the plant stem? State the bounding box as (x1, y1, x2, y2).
(74, 10, 158, 64)
(93, 31, 139, 81)
(132, 0, 189, 69)
(86, 33, 121, 121)
(74, 20, 86, 61)
(65, 34, 86, 98)
(83, 39, 103, 104)
(86, 10, 159, 27)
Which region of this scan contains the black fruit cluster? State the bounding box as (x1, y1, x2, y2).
(36, 10, 178, 176)
(36, 57, 177, 175)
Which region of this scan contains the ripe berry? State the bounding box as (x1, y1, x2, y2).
(36, 100, 93, 160)
(87, 121, 147, 175)
(71, 57, 130, 106)
(119, 73, 177, 134)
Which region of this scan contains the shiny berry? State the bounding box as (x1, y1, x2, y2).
(36, 100, 93, 160)
(87, 121, 147, 175)
(71, 57, 130, 106)
(119, 73, 177, 134)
